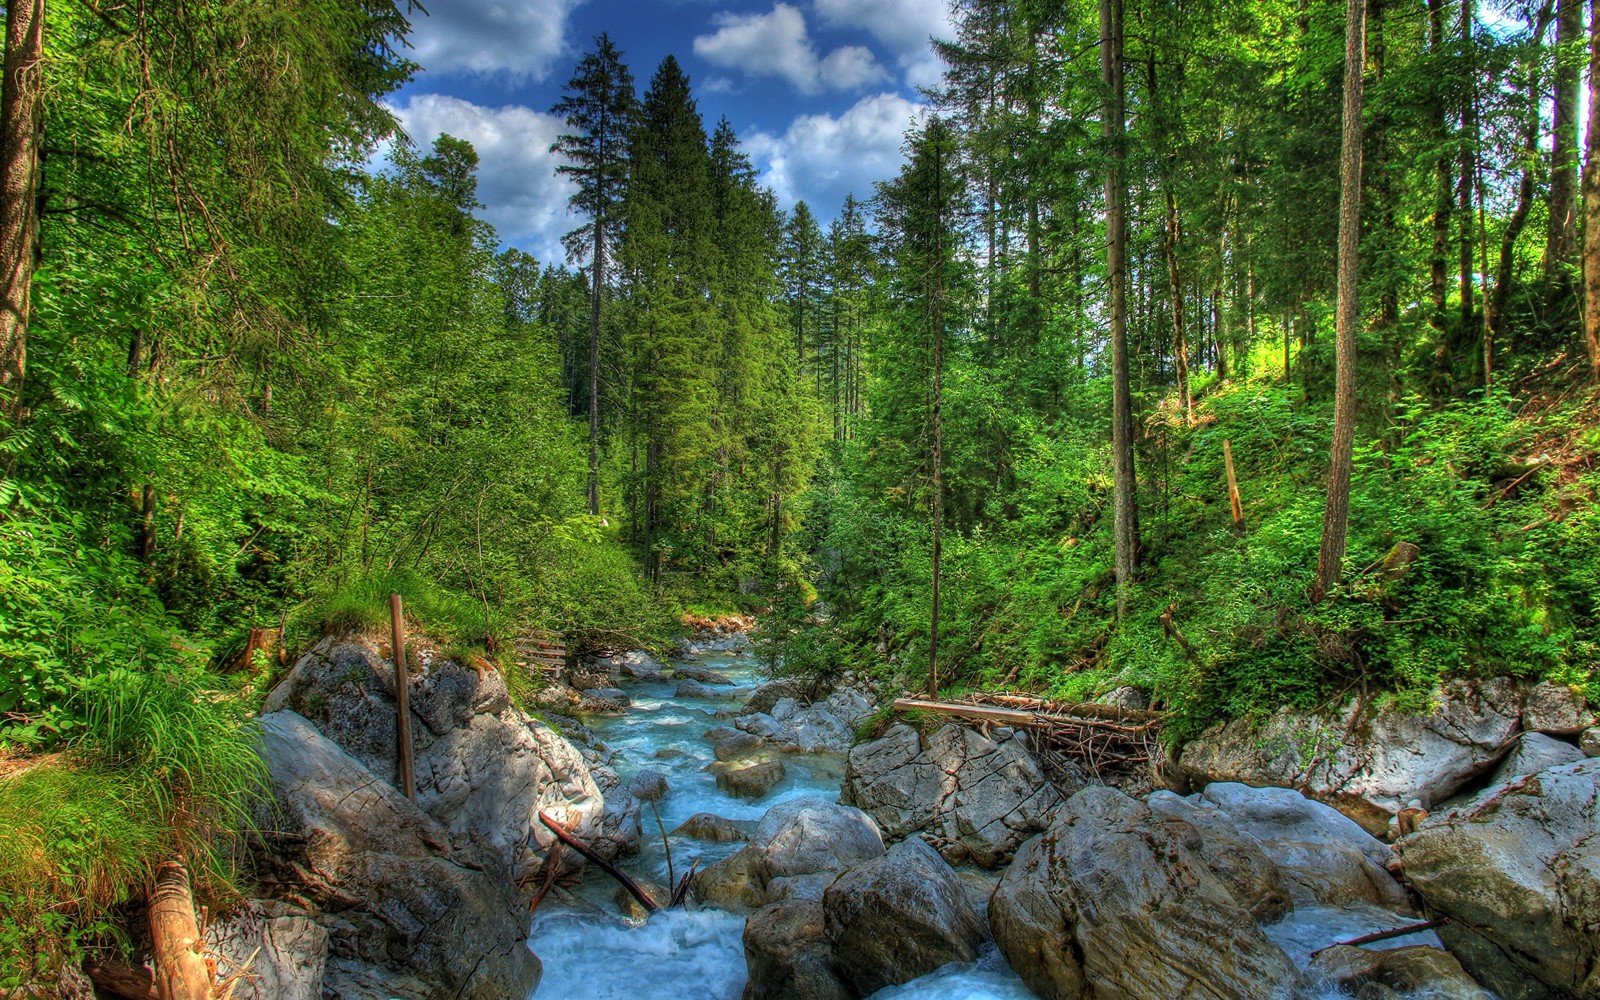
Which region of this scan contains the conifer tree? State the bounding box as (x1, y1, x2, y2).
(552, 34, 637, 516)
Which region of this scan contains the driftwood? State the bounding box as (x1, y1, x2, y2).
(1308, 919, 1447, 956)
(893, 692, 1165, 786)
(538, 810, 660, 914)
(148, 860, 212, 1000)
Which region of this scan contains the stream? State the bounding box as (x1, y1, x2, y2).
(526, 645, 1456, 1000)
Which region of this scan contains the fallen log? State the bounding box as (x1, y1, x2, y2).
(1308, 919, 1447, 957)
(537, 810, 660, 914)
(148, 860, 213, 1000)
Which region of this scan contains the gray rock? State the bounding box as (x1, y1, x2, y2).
(1584, 726, 1600, 757)
(1523, 680, 1591, 735)
(582, 687, 631, 707)
(613, 880, 670, 922)
(715, 732, 768, 762)
(654, 747, 685, 760)
(694, 797, 885, 909)
(676, 679, 724, 700)
(1180, 678, 1523, 835)
(1146, 790, 1294, 921)
(704, 726, 740, 741)
(257, 711, 541, 1000)
(717, 760, 787, 800)
(207, 900, 326, 1000)
(823, 838, 988, 996)
(742, 900, 853, 1000)
(744, 680, 806, 715)
(1396, 756, 1600, 998)
(737, 689, 876, 754)
(1488, 731, 1585, 786)
(1190, 782, 1411, 912)
(1100, 685, 1149, 711)
(593, 784, 643, 860)
(672, 812, 749, 843)
(842, 723, 1065, 868)
(627, 768, 670, 803)
(1310, 945, 1494, 1000)
(262, 637, 604, 870)
(989, 786, 1304, 1000)
(675, 663, 736, 685)
(607, 650, 664, 678)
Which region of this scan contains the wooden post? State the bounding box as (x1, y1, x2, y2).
(1223, 438, 1244, 530)
(389, 593, 416, 802)
(148, 860, 212, 1000)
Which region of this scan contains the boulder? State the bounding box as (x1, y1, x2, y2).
(741, 899, 853, 1000)
(717, 760, 787, 800)
(822, 838, 988, 996)
(737, 689, 876, 755)
(207, 900, 326, 1000)
(743, 680, 806, 715)
(256, 711, 541, 1000)
(1396, 756, 1600, 998)
(676, 679, 724, 700)
(715, 732, 768, 762)
(694, 797, 884, 909)
(1488, 731, 1585, 787)
(593, 784, 643, 860)
(1310, 945, 1494, 1000)
(612, 880, 670, 922)
(1585, 727, 1600, 757)
(627, 768, 671, 803)
(1185, 783, 1410, 912)
(842, 723, 1065, 867)
(262, 637, 604, 870)
(675, 663, 736, 685)
(1099, 686, 1149, 711)
(600, 650, 663, 678)
(1179, 678, 1523, 835)
(672, 812, 749, 843)
(1523, 681, 1591, 735)
(1145, 791, 1293, 921)
(989, 786, 1304, 1000)
(582, 687, 631, 707)
(705, 726, 740, 741)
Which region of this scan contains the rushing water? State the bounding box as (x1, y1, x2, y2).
(526, 645, 1469, 1000)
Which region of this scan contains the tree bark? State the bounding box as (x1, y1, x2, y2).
(588, 211, 604, 516)
(928, 125, 947, 700)
(1548, 0, 1584, 297)
(1102, 0, 1139, 617)
(1459, 0, 1477, 337)
(1582, 0, 1600, 378)
(0, 0, 43, 416)
(1493, 8, 1556, 342)
(148, 861, 212, 1000)
(1313, 0, 1367, 604)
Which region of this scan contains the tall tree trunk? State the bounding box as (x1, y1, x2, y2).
(1313, 0, 1367, 604)
(1428, 0, 1454, 382)
(927, 130, 947, 700)
(587, 213, 604, 516)
(1494, 12, 1555, 341)
(1583, 0, 1600, 378)
(1548, 0, 1584, 298)
(1459, 0, 1477, 337)
(1163, 188, 1192, 420)
(0, 0, 43, 416)
(1102, 0, 1139, 617)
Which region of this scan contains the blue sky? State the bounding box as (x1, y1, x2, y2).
(389, 0, 951, 262)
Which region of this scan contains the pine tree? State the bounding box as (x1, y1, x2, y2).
(552, 34, 637, 516)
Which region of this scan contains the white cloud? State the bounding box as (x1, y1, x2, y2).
(813, 0, 954, 87)
(407, 0, 581, 81)
(388, 94, 579, 261)
(693, 3, 888, 95)
(744, 92, 927, 211)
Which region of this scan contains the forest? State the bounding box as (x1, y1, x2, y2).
(0, 0, 1597, 990)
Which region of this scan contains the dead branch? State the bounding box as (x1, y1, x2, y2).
(537, 811, 660, 914)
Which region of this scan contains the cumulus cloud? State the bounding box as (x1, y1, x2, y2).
(407, 0, 581, 81)
(744, 92, 927, 212)
(693, 3, 888, 95)
(388, 94, 579, 261)
(813, 0, 954, 87)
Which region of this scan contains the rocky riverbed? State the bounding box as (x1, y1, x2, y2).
(222, 624, 1598, 1000)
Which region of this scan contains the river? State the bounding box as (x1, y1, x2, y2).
(526, 644, 1458, 1000)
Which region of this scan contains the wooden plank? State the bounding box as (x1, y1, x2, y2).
(892, 698, 1035, 726)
